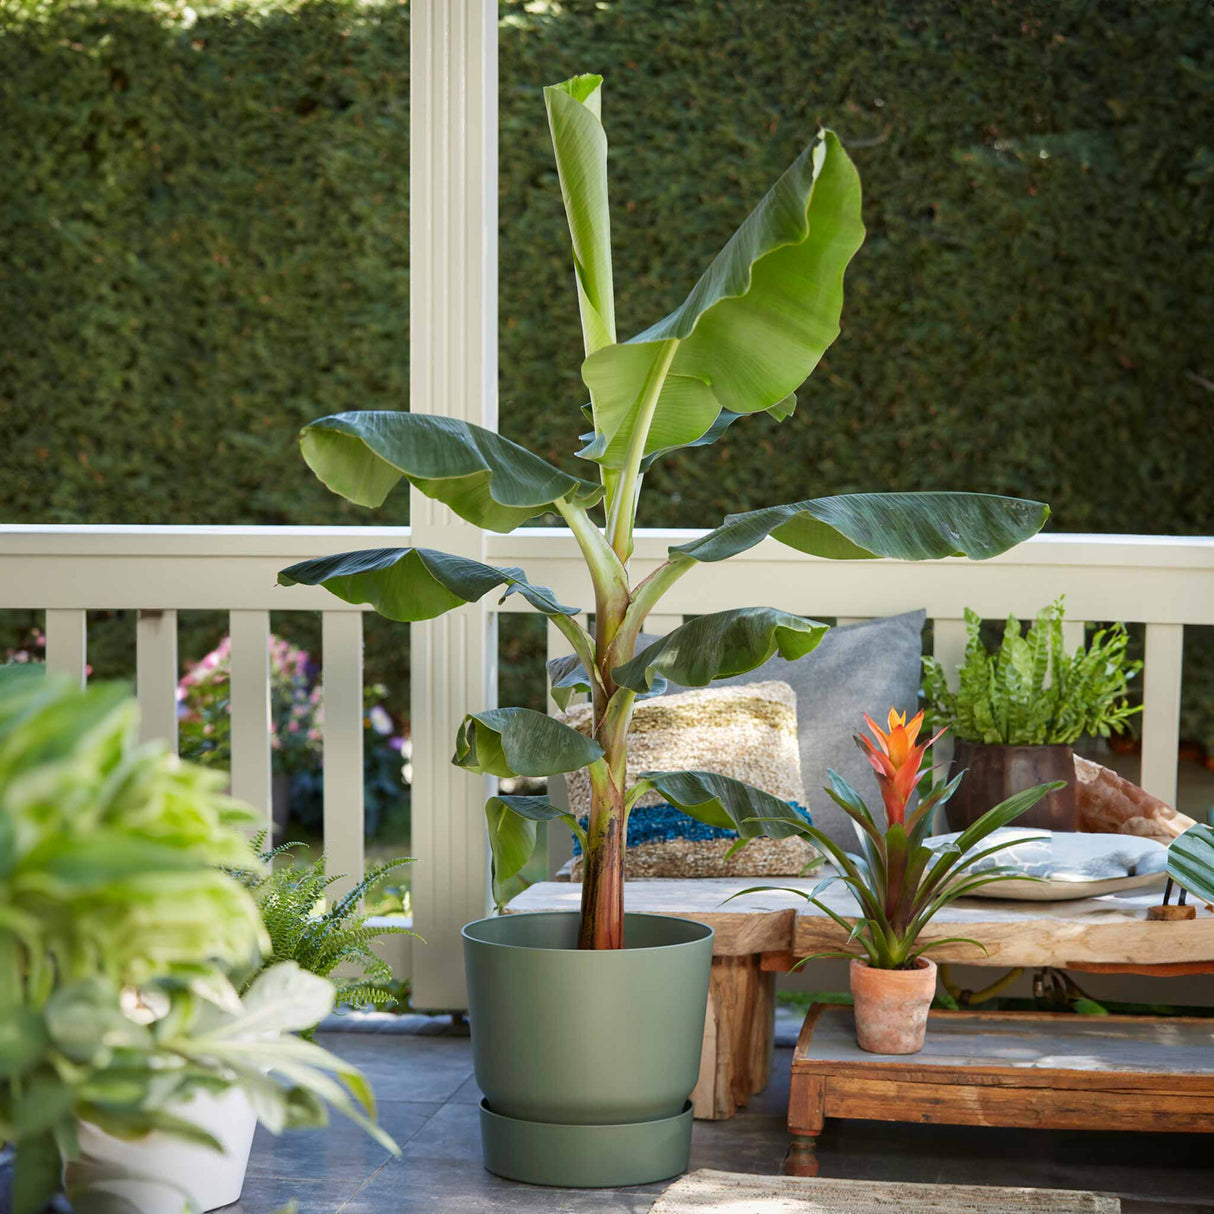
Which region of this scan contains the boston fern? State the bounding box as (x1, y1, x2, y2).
(922, 599, 1142, 746)
(277, 72, 1051, 949)
(235, 836, 417, 1011)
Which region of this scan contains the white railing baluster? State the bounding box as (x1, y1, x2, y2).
(136, 609, 178, 750)
(929, 618, 968, 799)
(1141, 622, 1184, 806)
(44, 608, 87, 688)
(1062, 619, 1085, 654)
(322, 611, 365, 907)
(229, 609, 272, 834)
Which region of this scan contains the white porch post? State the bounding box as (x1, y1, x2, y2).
(409, 0, 498, 1008)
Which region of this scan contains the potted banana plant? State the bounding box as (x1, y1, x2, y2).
(278, 72, 1051, 1187)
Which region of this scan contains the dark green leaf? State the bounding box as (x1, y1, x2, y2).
(278, 546, 579, 623)
(453, 708, 603, 778)
(638, 770, 807, 838)
(299, 412, 602, 531)
(14, 1131, 61, 1214)
(671, 492, 1050, 565)
(1167, 824, 1214, 904)
(612, 608, 828, 692)
(484, 794, 586, 908)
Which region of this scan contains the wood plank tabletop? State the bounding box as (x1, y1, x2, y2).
(509, 876, 1214, 964)
(797, 1004, 1214, 1085)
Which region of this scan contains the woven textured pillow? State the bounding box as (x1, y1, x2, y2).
(560, 681, 817, 878)
(647, 609, 926, 847)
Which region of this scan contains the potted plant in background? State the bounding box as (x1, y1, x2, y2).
(0, 667, 396, 1214)
(733, 708, 1060, 1054)
(922, 599, 1141, 832)
(277, 72, 1050, 1187)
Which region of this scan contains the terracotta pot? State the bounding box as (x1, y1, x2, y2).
(849, 956, 937, 1055)
(944, 740, 1076, 833)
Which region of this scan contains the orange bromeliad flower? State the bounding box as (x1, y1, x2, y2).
(858, 708, 945, 826)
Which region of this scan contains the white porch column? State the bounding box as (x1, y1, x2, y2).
(409, 0, 498, 1008)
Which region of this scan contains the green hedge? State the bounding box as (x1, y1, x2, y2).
(1, 0, 1211, 748)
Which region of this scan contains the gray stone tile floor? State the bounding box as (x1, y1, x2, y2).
(4, 1019, 1210, 1213)
(227, 1025, 1214, 1214)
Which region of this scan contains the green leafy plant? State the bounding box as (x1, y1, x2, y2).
(0, 666, 395, 1214)
(279, 73, 1050, 949)
(732, 708, 1062, 969)
(233, 834, 419, 1015)
(921, 599, 1142, 746)
(1165, 823, 1214, 906)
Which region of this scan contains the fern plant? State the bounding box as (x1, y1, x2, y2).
(922, 599, 1142, 746)
(235, 834, 419, 1013)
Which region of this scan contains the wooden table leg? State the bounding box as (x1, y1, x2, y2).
(783, 1132, 820, 1177)
(691, 954, 777, 1119)
(785, 1071, 824, 1176)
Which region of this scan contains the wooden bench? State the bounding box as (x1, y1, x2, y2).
(787, 1003, 1214, 1177)
(508, 879, 1214, 1120)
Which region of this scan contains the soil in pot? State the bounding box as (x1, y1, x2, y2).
(462, 911, 713, 1187)
(945, 740, 1076, 833)
(849, 956, 937, 1055)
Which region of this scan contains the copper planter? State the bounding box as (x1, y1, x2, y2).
(945, 740, 1076, 832)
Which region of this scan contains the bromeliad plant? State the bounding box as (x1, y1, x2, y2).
(739, 709, 1063, 969)
(278, 72, 1051, 950)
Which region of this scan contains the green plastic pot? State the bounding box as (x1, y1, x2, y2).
(462, 911, 713, 1187)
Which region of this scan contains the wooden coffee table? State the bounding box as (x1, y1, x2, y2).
(787, 1003, 1214, 1177)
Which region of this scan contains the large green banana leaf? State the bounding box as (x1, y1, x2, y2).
(453, 708, 603, 779)
(579, 131, 864, 467)
(277, 547, 578, 624)
(612, 608, 828, 693)
(299, 412, 602, 532)
(545, 75, 615, 360)
(637, 770, 808, 839)
(1166, 824, 1214, 904)
(485, 794, 587, 907)
(670, 492, 1050, 564)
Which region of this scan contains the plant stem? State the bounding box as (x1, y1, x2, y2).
(578, 760, 625, 949)
(608, 556, 693, 668)
(554, 496, 629, 630)
(606, 340, 678, 561)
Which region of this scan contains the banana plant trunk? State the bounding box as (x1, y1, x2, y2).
(578, 787, 625, 949)
(577, 612, 629, 950)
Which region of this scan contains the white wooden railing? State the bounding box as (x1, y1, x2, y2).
(2, 524, 1212, 1007)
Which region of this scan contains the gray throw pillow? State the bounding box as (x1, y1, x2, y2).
(647, 609, 926, 847)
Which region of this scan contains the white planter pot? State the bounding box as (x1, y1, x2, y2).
(66, 1086, 258, 1214)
